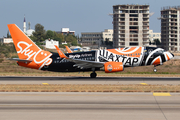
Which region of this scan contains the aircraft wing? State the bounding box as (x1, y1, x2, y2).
(54, 45, 104, 69)
(68, 58, 104, 69)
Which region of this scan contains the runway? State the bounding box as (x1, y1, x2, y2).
(0, 92, 180, 120)
(0, 76, 179, 85)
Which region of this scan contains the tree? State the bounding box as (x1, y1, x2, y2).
(54, 37, 62, 44)
(71, 40, 78, 46)
(104, 38, 113, 48)
(45, 30, 54, 39)
(64, 34, 77, 46)
(53, 32, 64, 43)
(32, 24, 46, 42)
(29, 35, 37, 42)
(149, 39, 152, 45)
(105, 38, 110, 45)
(153, 39, 161, 45)
(7, 31, 11, 38)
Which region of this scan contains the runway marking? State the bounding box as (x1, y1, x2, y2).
(140, 83, 148, 85)
(42, 83, 49, 85)
(153, 93, 171, 96)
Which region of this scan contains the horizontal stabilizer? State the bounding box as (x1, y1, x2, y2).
(8, 58, 32, 63)
(54, 45, 68, 59)
(65, 46, 73, 53)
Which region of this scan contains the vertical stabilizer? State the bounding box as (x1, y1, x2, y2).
(7, 24, 52, 70)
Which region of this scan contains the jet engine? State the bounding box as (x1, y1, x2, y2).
(104, 62, 124, 73)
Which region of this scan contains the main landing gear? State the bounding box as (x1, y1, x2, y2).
(90, 68, 97, 78)
(90, 72, 97, 78)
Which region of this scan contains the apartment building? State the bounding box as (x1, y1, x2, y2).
(113, 4, 149, 48)
(161, 6, 180, 51)
(81, 32, 102, 49)
(102, 29, 113, 41)
(149, 30, 161, 43)
(81, 29, 113, 49)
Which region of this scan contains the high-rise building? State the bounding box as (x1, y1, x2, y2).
(113, 4, 149, 48)
(161, 6, 180, 51)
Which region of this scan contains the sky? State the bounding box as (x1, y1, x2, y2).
(0, 0, 180, 37)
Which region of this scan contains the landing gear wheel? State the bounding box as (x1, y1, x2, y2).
(153, 68, 157, 72)
(90, 73, 97, 78)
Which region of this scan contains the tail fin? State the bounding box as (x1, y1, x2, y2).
(65, 46, 73, 53)
(8, 24, 40, 59)
(8, 24, 52, 70)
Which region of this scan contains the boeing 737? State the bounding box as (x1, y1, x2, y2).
(8, 24, 174, 78)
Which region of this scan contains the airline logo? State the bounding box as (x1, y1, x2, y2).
(97, 47, 144, 67)
(17, 41, 52, 69)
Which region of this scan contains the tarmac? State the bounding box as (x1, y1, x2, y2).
(0, 76, 180, 120)
(0, 92, 180, 120)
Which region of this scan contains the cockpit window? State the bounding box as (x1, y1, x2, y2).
(157, 50, 164, 54)
(158, 50, 162, 53)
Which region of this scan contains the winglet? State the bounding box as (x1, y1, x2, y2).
(54, 45, 68, 59)
(65, 46, 73, 53)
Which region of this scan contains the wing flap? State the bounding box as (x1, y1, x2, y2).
(71, 59, 104, 68)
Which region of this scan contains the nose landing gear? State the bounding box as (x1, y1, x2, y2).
(153, 68, 157, 72)
(153, 65, 157, 72)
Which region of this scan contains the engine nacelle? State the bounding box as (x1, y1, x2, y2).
(104, 62, 124, 73)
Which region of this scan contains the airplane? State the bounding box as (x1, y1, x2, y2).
(7, 24, 174, 78)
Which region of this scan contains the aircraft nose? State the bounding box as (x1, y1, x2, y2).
(171, 52, 174, 57)
(166, 52, 174, 60)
